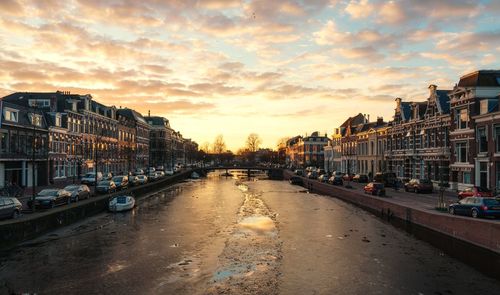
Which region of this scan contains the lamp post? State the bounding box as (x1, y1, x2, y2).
(30, 101, 39, 212)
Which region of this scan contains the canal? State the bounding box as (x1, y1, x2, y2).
(0, 174, 499, 294)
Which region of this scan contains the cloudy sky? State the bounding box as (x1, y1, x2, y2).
(1, 0, 499, 151)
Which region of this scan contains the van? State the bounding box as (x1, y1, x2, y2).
(373, 172, 397, 187)
(81, 172, 103, 185)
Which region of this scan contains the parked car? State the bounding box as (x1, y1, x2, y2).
(134, 169, 145, 176)
(156, 166, 165, 171)
(449, 197, 500, 218)
(289, 176, 303, 185)
(136, 175, 148, 185)
(364, 182, 386, 196)
(404, 179, 434, 193)
(165, 169, 174, 176)
(148, 172, 159, 181)
(30, 189, 72, 209)
(307, 171, 318, 179)
(373, 172, 397, 187)
(156, 171, 165, 179)
(112, 176, 129, 190)
(328, 176, 343, 185)
(63, 185, 91, 202)
(458, 186, 493, 200)
(128, 175, 140, 186)
(342, 173, 354, 181)
(353, 174, 369, 183)
(0, 197, 22, 219)
(148, 167, 156, 174)
(318, 174, 330, 183)
(81, 172, 103, 185)
(96, 181, 117, 194)
(294, 169, 304, 176)
(104, 172, 113, 180)
(317, 169, 326, 176)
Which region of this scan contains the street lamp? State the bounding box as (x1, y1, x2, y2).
(30, 101, 39, 212)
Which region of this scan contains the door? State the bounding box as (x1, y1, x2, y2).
(479, 162, 488, 188)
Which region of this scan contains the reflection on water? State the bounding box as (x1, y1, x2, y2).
(238, 215, 276, 235)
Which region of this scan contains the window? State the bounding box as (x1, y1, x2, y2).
(456, 142, 468, 163)
(55, 115, 62, 127)
(4, 108, 18, 122)
(30, 114, 42, 127)
(457, 108, 468, 129)
(495, 125, 500, 153)
(28, 99, 50, 107)
(478, 127, 487, 153)
(480, 100, 487, 114)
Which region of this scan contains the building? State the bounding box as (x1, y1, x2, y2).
(145, 116, 174, 169)
(340, 113, 367, 174)
(449, 70, 500, 191)
(116, 108, 150, 171)
(0, 100, 49, 188)
(356, 117, 388, 178)
(286, 132, 328, 168)
(386, 85, 452, 188)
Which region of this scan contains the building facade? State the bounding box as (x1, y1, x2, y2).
(449, 70, 500, 191)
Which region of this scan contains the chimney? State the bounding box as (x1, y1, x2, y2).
(148, 110, 151, 116)
(428, 84, 437, 97)
(377, 116, 383, 125)
(367, 114, 370, 122)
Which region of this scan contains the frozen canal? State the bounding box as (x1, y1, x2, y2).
(1, 175, 499, 294)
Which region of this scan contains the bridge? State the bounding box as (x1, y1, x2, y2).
(198, 166, 284, 179)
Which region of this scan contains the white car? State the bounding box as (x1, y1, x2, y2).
(136, 175, 148, 185)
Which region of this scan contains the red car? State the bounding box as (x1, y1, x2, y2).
(458, 186, 493, 200)
(364, 182, 386, 196)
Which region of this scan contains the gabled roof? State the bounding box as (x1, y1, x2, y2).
(117, 108, 147, 124)
(400, 102, 411, 121)
(1, 101, 48, 130)
(340, 113, 366, 128)
(435, 90, 450, 114)
(458, 70, 500, 87)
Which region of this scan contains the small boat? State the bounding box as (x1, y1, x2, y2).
(191, 172, 200, 179)
(109, 195, 135, 212)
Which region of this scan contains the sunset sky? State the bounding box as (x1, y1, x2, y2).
(1, 0, 499, 151)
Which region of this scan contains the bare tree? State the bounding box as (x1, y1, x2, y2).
(200, 141, 211, 153)
(276, 137, 290, 148)
(245, 133, 262, 152)
(212, 134, 226, 155)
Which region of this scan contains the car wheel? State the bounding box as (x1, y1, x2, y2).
(471, 209, 479, 218)
(449, 207, 455, 215)
(12, 210, 20, 219)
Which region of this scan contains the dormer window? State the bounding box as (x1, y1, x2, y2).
(4, 108, 18, 122)
(28, 99, 50, 107)
(30, 113, 42, 127)
(55, 114, 62, 127)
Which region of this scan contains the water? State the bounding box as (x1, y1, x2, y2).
(0, 175, 498, 294)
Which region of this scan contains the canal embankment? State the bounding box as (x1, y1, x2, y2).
(284, 170, 500, 279)
(0, 169, 201, 250)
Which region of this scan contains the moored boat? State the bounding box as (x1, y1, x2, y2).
(109, 195, 135, 212)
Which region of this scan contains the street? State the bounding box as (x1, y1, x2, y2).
(0, 175, 499, 294)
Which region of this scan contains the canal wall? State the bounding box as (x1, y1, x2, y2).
(0, 170, 197, 250)
(284, 171, 500, 279)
